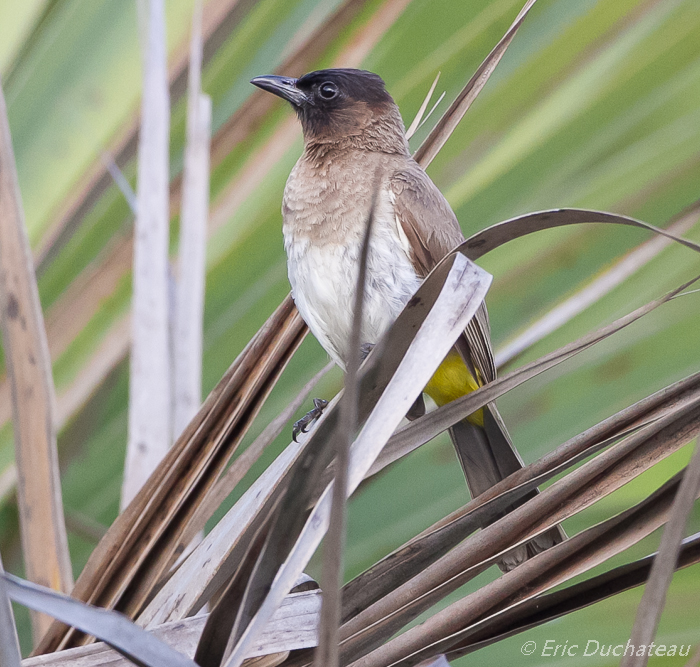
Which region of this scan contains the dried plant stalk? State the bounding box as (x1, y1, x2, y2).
(122, 0, 173, 509)
(35, 296, 306, 654)
(0, 81, 72, 642)
(446, 533, 700, 657)
(622, 439, 700, 667)
(174, 0, 211, 440)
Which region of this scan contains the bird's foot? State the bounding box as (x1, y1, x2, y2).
(293, 398, 329, 442)
(406, 394, 426, 420)
(360, 342, 375, 362)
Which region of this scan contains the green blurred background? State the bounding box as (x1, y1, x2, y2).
(0, 0, 698, 660)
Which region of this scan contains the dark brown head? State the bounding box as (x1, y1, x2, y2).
(251, 68, 409, 154)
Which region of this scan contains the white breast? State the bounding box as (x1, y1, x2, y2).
(284, 186, 420, 369)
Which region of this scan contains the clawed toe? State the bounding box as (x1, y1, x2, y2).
(406, 394, 425, 420)
(292, 398, 329, 441)
(360, 342, 375, 361)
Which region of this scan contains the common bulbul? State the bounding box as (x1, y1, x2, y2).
(251, 68, 564, 569)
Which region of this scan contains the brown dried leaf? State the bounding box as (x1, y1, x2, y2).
(458, 208, 700, 262)
(335, 391, 700, 665)
(444, 532, 700, 659)
(175, 361, 333, 555)
(0, 81, 72, 642)
(355, 467, 700, 667)
(622, 441, 700, 666)
(35, 295, 306, 653)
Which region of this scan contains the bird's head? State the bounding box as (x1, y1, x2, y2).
(251, 68, 408, 154)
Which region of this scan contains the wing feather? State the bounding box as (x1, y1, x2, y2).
(390, 161, 496, 382)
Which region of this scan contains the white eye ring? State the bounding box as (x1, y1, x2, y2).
(319, 82, 338, 99)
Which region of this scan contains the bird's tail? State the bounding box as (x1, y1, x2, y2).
(448, 403, 566, 571)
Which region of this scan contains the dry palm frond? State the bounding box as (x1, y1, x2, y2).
(35, 296, 306, 653)
(349, 469, 698, 667)
(0, 80, 72, 642)
(122, 0, 172, 510)
(341, 371, 700, 624)
(336, 401, 700, 666)
(621, 434, 700, 667)
(447, 532, 700, 659)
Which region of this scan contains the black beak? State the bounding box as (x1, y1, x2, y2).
(250, 75, 307, 106)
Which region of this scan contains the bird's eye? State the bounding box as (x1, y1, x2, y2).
(319, 82, 339, 99)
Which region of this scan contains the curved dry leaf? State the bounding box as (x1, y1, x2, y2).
(3, 573, 197, 667)
(495, 202, 700, 367)
(445, 532, 700, 659)
(336, 395, 700, 666)
(350, 465, 700, 667)
(457, 208, 700, 262)
(622, 441, 700, 667)
(0, 80, 72, 642)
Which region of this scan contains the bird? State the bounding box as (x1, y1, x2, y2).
(251, 68, 564, 570)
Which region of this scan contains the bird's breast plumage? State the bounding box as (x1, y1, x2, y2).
(282, 149, 420, 368)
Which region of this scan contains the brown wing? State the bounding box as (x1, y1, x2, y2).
(390, 160, 496, 383)
(390, 161, 566, 560)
